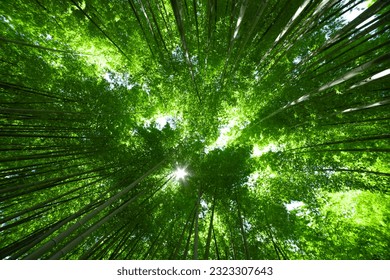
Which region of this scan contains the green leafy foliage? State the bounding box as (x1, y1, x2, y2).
(0, 0, 389, 259)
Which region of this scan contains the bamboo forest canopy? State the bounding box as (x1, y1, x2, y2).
(0, 0, 389, 260)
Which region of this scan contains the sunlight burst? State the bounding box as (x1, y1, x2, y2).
(174, 167, 187, 180)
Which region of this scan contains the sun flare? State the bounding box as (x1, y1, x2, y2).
(174, 168, 187, 180)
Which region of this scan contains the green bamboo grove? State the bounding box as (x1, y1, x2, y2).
(0, 0, 389, 260)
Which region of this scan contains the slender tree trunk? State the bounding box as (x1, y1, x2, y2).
(204, 194, 216, 259)
(236, 194, 250, 259)
(212, 225, 220, 260)
(193, 188, 202, 260)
